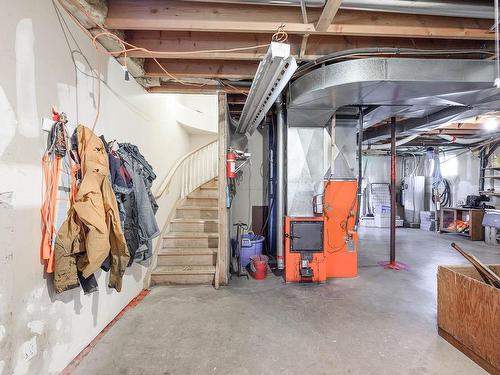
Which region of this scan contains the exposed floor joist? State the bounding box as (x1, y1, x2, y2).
(144, 59, 258, 80)
(148, 82, 249, 94)
(316, 0, 342, 32)
(106, 1, 494, 40)
(123, 31, 492, 61)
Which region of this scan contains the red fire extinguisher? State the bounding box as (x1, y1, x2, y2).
(227, 149, 236, 179)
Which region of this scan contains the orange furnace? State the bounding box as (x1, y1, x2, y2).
(284, 179, 358, 283)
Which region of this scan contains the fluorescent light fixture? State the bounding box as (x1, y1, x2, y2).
(482, 116, 500, 131)
(236, 42, 298, 135)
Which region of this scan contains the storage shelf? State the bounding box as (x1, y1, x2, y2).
(481, 167, 500, 170)
(480, 191, 500, 197)
(480, 176, 500, 179)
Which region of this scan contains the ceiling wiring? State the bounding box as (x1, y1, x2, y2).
(54, 0, 288, 89)
(52, 0, 162, 124)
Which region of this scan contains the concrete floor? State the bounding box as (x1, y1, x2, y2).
(74, 228, 499, 375)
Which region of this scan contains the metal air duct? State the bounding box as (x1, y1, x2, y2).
(288, 58, 500, 142)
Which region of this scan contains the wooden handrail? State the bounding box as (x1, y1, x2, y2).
(154, 139, 218, 199)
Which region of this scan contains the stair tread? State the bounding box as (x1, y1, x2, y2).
(164, 232, 219, 238)
(153, 265, 215, 275)
(178, 206, 218, 210)
(200, 186, 217, 190)
(158, 248, 217, 255)
(171, 218, 219, 223)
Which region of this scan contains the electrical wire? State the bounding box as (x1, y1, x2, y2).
(92, 58, 101, 131)
(52, 0, 162, 124)
(55, 0, 287, 88)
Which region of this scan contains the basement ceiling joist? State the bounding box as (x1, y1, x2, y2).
(124, 30, 492, 61)
(147, 82, 250, 94)
(143, 59, 258, 79)
(105, 0, 494, 40)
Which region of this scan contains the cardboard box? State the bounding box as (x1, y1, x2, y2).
(437, 265, 500, 375)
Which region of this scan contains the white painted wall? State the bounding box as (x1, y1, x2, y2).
(363, 149, 498, 212)
(175, 95, 218, 135)
(0, 2, 217, 374)
(229, 128, 268, 237)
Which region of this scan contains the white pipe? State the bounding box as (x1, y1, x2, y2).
(363, 134, 419, 150)
(437, 134, 486, 145)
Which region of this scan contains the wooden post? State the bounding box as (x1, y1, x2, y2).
(216, 92, 228, 286)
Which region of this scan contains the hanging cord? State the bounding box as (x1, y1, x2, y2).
(271, 25, 288, 43)
(432, 178, 451, 207)
(92, 57, 101, 132)
(54, 0, 289, 88)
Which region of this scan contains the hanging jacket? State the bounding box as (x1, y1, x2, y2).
(117, 143, 160, 263)
(54, 126, 130, 293)
(118, 143, 158, 213)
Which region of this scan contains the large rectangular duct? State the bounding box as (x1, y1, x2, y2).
(287, 58, 500, 140)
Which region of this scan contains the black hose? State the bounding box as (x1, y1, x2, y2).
(432, 178, 451, 207)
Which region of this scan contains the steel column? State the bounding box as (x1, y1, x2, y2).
(379, 117, 407, 270)
(390, 116, 396, 264)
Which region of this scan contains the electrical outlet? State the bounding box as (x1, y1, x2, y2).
(23, 337, 37, 362)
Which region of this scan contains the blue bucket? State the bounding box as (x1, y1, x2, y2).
(234, 234, 265, 267)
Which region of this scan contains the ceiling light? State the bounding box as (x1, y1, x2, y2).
(482, 116, 500, 131)
(236, 42, 298, 135)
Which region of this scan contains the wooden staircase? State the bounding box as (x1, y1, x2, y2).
(151, 178, 219, 285)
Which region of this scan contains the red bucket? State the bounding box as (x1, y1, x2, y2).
(250, 255, 268, 280)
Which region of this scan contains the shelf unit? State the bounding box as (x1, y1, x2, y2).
(440, 207, 485, 241)
(480, 166, 500, 196)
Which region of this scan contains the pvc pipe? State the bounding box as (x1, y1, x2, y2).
(363, 134, 419, 150)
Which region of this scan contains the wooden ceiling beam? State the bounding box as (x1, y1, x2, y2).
(124, 31, 492, 60)
(106, 0, 494, 40)
(124, 31, 300, 60)
(148, 83, 249, 94)
(144, 59, 258, 80)
(316, 0, 342, 32)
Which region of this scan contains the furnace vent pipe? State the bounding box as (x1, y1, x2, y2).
(355, 107, 363, 229)
(276, 95, 285, 270)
